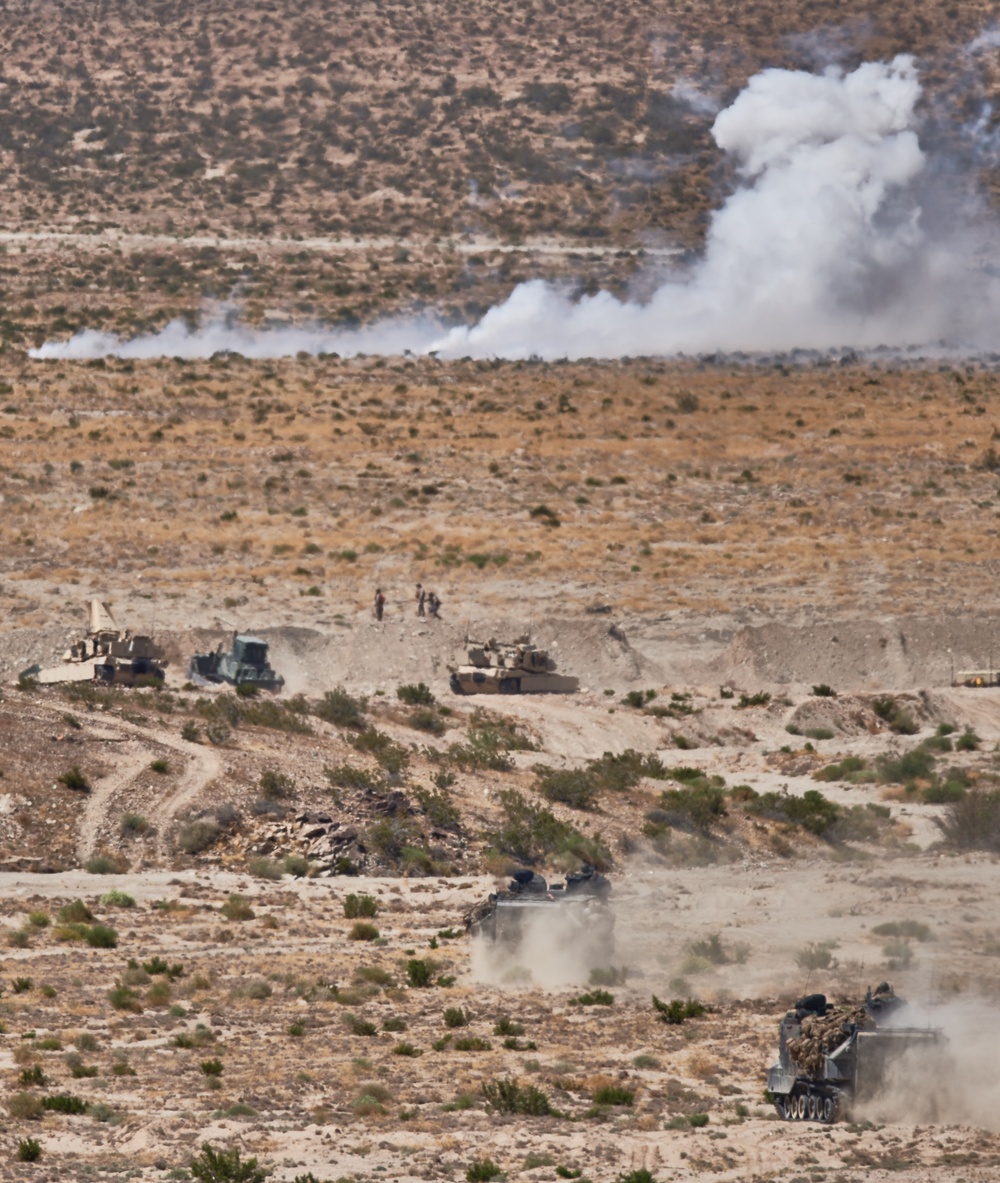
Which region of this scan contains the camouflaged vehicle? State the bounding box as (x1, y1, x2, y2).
(464, 866, 614, 965)
(189, 631, 284, 692)
(29, 599, 166, 686)
(767, 984, 944, 1122)
(449, 636, 578, 695)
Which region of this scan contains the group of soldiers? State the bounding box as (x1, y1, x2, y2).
(373, 583, 441, 621)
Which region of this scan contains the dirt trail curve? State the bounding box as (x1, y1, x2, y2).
(30, 701, 221, 863)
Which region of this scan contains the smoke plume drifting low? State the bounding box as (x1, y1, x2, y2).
(31, 55, 1000, 363)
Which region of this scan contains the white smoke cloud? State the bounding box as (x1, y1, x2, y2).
(30, 54, 1000, 363)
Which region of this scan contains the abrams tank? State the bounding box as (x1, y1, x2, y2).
(449, 637, 578, 695)
(189, 631, 284, 692)
(31, 599, 166, 686)
(465, 866, 614, 967)
(767, 984, 944, 1123)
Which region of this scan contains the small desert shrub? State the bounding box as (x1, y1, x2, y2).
(535, 766, 599, 810)
(494, 1015, 525, 1036)
(591, 1083, 634, 1106)
(181, 720, 201, 742)
(58, 766, 91, 792)
(632, 1053, 662, 1069)
(795, 941, 838, 972)
(150, 758, 170, 774)
(406, 959, 434, 988)
(244, 979, 271, 1000)
(745, 788, 840, 836)
(17, 1137, 42, 1162)
(414, 786, 461, 831)
(13, 976, 33, 993)
(314, 687, 366, 728)
(100, 890, 135, 908)
(84, 854, 122, 875)
(570, 989, 614, 1006)
(344, 1014, 377, 1037)
(27, 911, 49, 928)
(248, 857, 282, 880)
(108, 985, 142, 1012)
(453, 1036, 492, 1051)
(121, 811, 151, 837)
(382, 1016, 407, 1032)
(349, 921, 379, 941)
(19, 1064, 46, 1086)
(392, 1041, 423, 1057)
(812, 684, 837, 697)
(200, 1058, 224, 1077)
(259, 768, 294, 799)
(873, 920, 933, 941)
(409, 707, 446, 735)
(177, 816, 220, 855)
(482, 1077, 552, 1116)
(444, 1006, 469, 1028)
(41, 1093, 86, 1114)
(325, 762, 383, 791)
(871, 695, 919, 735)
(397, 682, 435, 706)
(85, 925, 118, 948)
(8, 1092, 43, 1120)
(344, 893, 379, 919)
(652, 995, 707, 1024)
(189, 1142, 267, 1183)
(466, 1160, 502, 1182)
(220, 896, 254, 921)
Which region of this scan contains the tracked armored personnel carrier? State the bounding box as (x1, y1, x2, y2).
(189, 632, 284, 692)
(465, 866, 614, 965)
(767, 984, 943, 1122)
(29, 600, 166, 686)
(449, 637, 578, 695)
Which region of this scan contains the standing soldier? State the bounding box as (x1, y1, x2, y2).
(374, 587, 386, 621)
(427, 590, 441, 619)
(415, 583, 426, 618)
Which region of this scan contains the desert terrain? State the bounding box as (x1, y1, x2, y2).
(4, 0, 1000, 1181)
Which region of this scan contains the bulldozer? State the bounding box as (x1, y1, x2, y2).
(27, 599, 166, 686)
(767, 984, 944, 1122)
(188, 631, 284, 692)
(449, 636, 578, 695)
(465, 866, 614, 968)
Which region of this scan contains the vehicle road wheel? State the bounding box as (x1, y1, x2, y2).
(796, 1094, 807, 1120)
(822, 1096, 835, 1123)
(809, 1095, 819, 1120)
(781, 1096, 794, 1120)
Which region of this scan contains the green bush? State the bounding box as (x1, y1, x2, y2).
(85, 925, 118, 948)
(19, 1065, 46, 1086)
(120, 812, 150, 836)
(937, 790, 1000, 851)
(745, 788, 839, 836)
(651, 995, 706, 1024)
(398, 682, 435, 706)
(591, 1083, 634, 1106)
(812, 684, 837, 697)
(482, 1077, 552, 1116)
(344, 1014, 377, 1037)
(41, 1094, 86, 1114)
(100, 890, 135, 908)
(877, 747, 935, 785)
(314, 687, 367, 728)
(956, 728, 981, 752)
(259, 769, 294, 799)
(444, 1007, 469, 1028)
(220, 896, 254, 922)
(393, 1041, 423, 1057)
(872, 920, 933, 942)
(871, 696, 919, 735)
(349, 921, 379, 941)
(177, 817, 220, 855)
(344, 893, 379, 919)
(587, 749, 667, 791)
(414, 786, 461, 832)
(535, 766, 599, 810)
(109, 985, 142, 1012)
(352, 728, 409, 775)
(407, 959, 434, 988)
(656, 783, 727, 833)
(815, 755, 867, 781)
(487, 789, 609, 869)
(200, 1059, 224, 1077)
(325, 762, 383, 791)
(85, 854, 123, 874)
(454, 1036, 492, 1051)
(466, 1159, 502, 1182)
(190, 1143, 267, 1183)
(58, 766, 91, 792)
(17, 1137, 42, 1162)
(569, 989, 614, 1006)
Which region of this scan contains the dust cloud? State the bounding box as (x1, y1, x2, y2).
(861, 1000, 1000, 1129)
(31, 56, 1000, 363)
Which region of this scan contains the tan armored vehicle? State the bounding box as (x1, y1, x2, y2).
(27, 600, 166, 686)
(449, 636, 578, 695)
